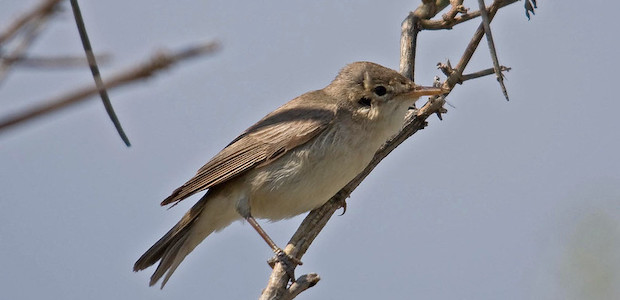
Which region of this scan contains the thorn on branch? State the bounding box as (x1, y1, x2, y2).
(461, 66, 510, 82)
(478, 0, 509, 101)
(437, 60, 462, 84)
(417, 95, 447, 120)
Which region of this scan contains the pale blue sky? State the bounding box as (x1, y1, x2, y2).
(1, 1, 619, 299)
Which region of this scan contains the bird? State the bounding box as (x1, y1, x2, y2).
(133, 61, 444, 288)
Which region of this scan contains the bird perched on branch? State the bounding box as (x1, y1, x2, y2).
(133, 61, 444, 288)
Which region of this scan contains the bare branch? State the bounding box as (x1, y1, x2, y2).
(0, 11, 50, 84)
(399, 12, 419, 80)
(420, 0, 518, 30)
(284, 274, 320, 300)
(413, 0, 451, 19)
(462, 66, 511, 82)
(0, 41, 220, 134)
(478, 0, 509, 100)
(69, 0, 131, 146)
(5, 54, 111, 68)
(0, 0, 61, 45)
(443, 0, 468, 23)
(444, 0, 503, 91)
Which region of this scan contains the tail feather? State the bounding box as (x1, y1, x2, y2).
(134, 188, 241, 288)
(154, 231, 191, 287)
(134, 197, 208, 287)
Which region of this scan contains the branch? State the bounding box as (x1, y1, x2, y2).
(438, 62, 511, 83)
(0, 41, 220, 133)
(260, 0, 522, 299)
(0, 0, 61, 45)
(0, 9, 51, 85)
(69, 0, 131, 146)
(478, 0, 509, 100)
(444, 0, 503, 90)
(4, 54, 111, 68)
(399, 12, 420, 81)
(419, 0, 518, 30)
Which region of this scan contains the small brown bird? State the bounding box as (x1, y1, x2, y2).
(134, 61, 444, 287)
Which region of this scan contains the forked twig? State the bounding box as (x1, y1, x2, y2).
(444, 0, 504, 90)
(420, 0, 518, 30)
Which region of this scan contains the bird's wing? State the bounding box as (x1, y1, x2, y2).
(161, 93, 336, 206)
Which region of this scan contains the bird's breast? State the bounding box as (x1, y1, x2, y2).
(246, 120, 386, 220)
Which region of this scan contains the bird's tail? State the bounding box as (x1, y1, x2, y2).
(133, 190, 239, 288)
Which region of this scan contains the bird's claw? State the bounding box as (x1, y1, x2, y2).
(267, 248, 302, 281)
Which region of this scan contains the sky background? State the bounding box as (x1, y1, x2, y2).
(1, 1, 619, 299)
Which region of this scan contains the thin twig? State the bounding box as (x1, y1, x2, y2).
(69, 0, 131, 146)
(0, 41, 220, 133)
(444, 0, 503, 90)
(442, 0, 467, 24)
(283, 274, 320, 300)
(420, 0, 518, 30)
(462, 66, 510, 82)
(0, 0, 61, 45)
(478, 0, 509, 100)
(0, 13, 50, 84)
(5, 54, 111, 68)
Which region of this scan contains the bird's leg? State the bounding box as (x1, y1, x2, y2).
(245, 216, 302, 281)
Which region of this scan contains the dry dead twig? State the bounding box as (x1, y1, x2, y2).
(0, 0, 63, 84)
(478, 0, 509, 100)
(0, 0, 61, 45)
(5, 54, 111, 68)
(69, 0, 131, 146)
(0, 41, 220, 133)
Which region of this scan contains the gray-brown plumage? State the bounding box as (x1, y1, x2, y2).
(133, 61, 444, 288)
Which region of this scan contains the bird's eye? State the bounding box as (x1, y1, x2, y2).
(373, 85, 387, 96)
(358, 97, 371, 107)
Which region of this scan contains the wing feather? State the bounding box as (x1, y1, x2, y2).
(161, 91, 336, 206)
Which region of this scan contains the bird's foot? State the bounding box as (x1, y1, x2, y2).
(267, 248, 303, 281)
(333, 190, 349, 216)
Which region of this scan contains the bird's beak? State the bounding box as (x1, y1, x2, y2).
(407, 85, 447, 97)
